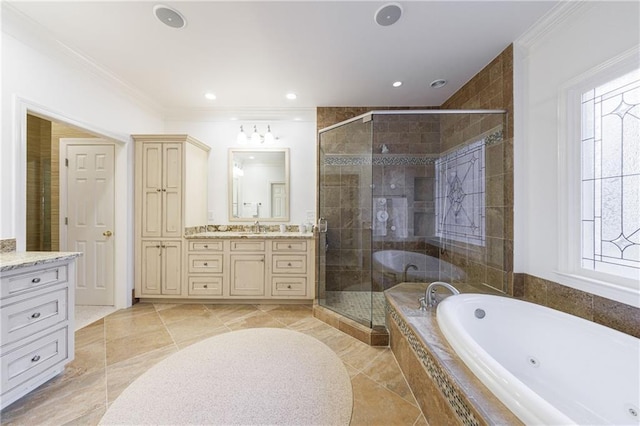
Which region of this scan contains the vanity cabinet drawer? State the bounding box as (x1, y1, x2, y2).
(1, 327, 69, 392)
(272, 241, 307, 252)
(272, 255, 307, 274)
(271, 277, 307, 296)
(188, 241, 223, 252)
(188, 276, 223, 296)
(230, 240, 265, 252)
(1, 264, 68, 298)
(187, 254, 223, 274)
(1, 288, 68, 346)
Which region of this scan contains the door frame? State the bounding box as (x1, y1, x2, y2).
(60, 139, 116, 305)
(14, 97, 131, 309)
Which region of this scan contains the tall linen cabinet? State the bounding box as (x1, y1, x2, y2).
(134, 135, 209, 298)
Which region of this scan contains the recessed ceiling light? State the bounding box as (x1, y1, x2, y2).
(204, 92, 216, 100)
(374, 3, 403, 27)
(153, 5, 187, 29)
(430, 79, 447, 89)
(286, 93, 297, 100)
(392, 81, 403, 87)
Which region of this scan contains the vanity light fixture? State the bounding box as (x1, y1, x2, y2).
(236, 125, 277, 145)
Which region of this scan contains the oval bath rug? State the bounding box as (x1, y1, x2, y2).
(100, 328, 353, 425)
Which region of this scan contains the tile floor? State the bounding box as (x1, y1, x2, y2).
(1, 303, 427, 426)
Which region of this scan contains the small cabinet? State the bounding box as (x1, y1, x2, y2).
(230, 254, 265, 296)
(140, 240, 182, 295)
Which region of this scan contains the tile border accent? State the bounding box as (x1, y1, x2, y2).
(0, 238, 16, 253)
(386, 302, 480, 426)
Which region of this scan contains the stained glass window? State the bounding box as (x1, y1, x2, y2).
(435, 139, 485, 246)
(581, 68, 640, 279)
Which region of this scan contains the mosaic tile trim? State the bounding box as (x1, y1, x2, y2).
(0, 239, 16, 253)
(386, 303, 481, 426)
(324, 129, 503, 166)
(184, 224, 300, 235)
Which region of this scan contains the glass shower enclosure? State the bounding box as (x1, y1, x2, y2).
(317, 110, 508, 328)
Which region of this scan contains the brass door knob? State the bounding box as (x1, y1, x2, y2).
(103, 230, 113, 237)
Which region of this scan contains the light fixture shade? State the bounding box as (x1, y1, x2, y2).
(237, 125, 247, 145)
(251, 125, 262, 144)
(264, 125, 275, 144)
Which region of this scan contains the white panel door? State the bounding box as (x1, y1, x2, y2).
(66, 143, 115, 305)
(271, 182, 286, 217)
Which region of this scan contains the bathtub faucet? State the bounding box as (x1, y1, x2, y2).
(403, 263, 418, 282)
(420, 281, 460, 310)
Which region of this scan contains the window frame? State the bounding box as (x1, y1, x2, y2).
(557, 50, 640, 305)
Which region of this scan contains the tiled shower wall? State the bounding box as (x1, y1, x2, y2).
(25, 115, 94, 252)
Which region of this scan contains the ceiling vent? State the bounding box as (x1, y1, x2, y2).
(374, 3, 403, 27)
(154, 5, 187, 29)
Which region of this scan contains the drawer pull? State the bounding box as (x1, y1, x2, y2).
(31, 312, 41, 319)
(31, 355, 41, 362)
(203, 284, 208, 288)
(204, 244, 208, 249)
(288, 245, 292, 249)
(287, 285, 292, 289)
(204, 262, 208, 266)
(32, 277, 41, 284)
(287, 263, 292, 267)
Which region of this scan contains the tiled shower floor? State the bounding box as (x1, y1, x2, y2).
(323, 291, 386, 326)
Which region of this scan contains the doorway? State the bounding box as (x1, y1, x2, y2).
(26, 114, 120, 308)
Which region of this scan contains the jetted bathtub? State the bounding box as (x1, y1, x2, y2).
(372, 250, 465, 282)
(437, 293, 640, 425)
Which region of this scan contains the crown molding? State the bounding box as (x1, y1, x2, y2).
(516, 1, 591, 50)
(1, 3, 163, 117)
(162, 107, 318, 123)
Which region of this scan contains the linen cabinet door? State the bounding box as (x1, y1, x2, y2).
(141, 144, 163, 238)
(162, 143, 182, 238)
(162, 241, 182, 295)
(140, 241, 162, 295)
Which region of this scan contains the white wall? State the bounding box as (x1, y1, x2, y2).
(1, 6, 164, 308)
(164, 116, 317, 225)
(514, 2, 640, 305)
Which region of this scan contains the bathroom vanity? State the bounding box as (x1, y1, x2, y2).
(0, 252, 80, 409)
(136, 231, 316, 301)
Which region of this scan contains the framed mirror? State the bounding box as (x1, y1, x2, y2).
(229, 148, 290, 222)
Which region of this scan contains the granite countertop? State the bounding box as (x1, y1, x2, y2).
(384, 283, 522, 425)
(0, 251, 83, 273)
(185, 231, 315, 239)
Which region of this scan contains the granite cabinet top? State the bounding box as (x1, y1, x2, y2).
(0, 251, 83, 273)
(185, 232, 315, 240)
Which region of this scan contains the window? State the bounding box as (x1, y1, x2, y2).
(435, 139, 486, 246)
(580, 69, 640, 280)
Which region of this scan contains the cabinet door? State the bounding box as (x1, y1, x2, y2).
(162, 144, 182, 238)
(162, 241, 182, 295)
(140, 241, 162, 295)
(141, 144, 163, 238)
(229, 254, 265, 296)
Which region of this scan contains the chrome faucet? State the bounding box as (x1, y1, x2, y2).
(420, 281, 460, 310)
(402, 263, 418, 282)
(253, 220, 261, 233)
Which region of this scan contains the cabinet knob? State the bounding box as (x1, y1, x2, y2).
(31, 277, 41, 284)
(156, 189, 161, 192)
(204, 262, 208, 266)
(204, 245, 208, 249)
(31, 312, 41, 319)
(287, 285, 292, 289)
(203, 285, 208, 288)
(287, 263, 292, 267)
(162, 188, 167, 192)
(31, 355, 41, 363)
(288, 245, 292, 249)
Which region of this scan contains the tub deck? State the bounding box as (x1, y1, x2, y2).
(385, 283, 522, 426)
